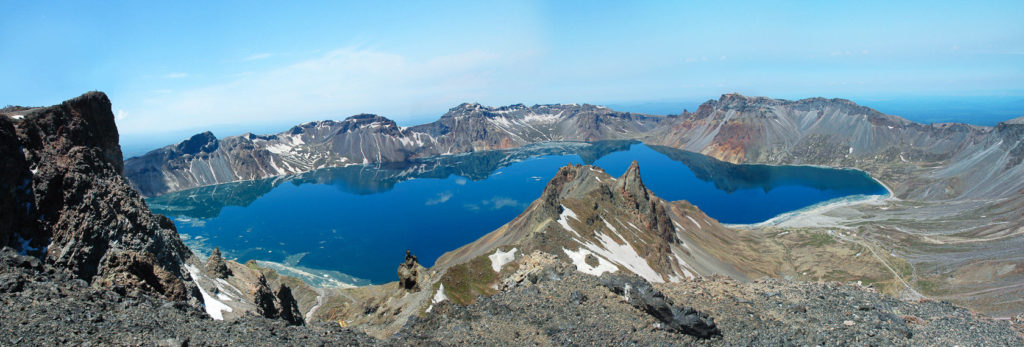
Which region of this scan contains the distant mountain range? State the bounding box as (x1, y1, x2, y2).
(125, 103, 660, 196)
(126, 94, 1024, 204)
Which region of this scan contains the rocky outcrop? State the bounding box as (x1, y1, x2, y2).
(0, 92, 193, 300)
(274, 283, 304, 325)
(204, 247, 230, 278)
(598, 273, 719, 338)
(397, 250, 421, 291)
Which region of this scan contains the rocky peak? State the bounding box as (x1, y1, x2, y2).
(614, 160, 647, 198)
(613, 162, 675, 246)
(205, 247, 231, 278)
(176, 131, 218, 155)
(339, 114, 399, 134)
(538, 164, 583, 215)
(1, 91, 194, 301)
(16, 91, 125, 174)
(398, 250, 422, 291)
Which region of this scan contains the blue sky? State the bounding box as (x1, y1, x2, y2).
(2, 0, 1023, 151)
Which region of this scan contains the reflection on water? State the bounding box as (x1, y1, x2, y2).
(149, 141, 885, 284)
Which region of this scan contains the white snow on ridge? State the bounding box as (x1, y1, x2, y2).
(670, 250, 696, 280)
(523, 113, 561, 124)
(600, 216, 617, 232)
(184, 264, 233, 320)
(563, 247, 618, 276)
(686, 215, 702, 230)
(266, 143, 292, 154)
(488, 248, 518, 272)
(584, 233, 664, 283)
(557, 205, 581, 237)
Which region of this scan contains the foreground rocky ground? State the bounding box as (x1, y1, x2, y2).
(5, 247, 1020, 346)
(405, 262, 1023, 346)
(0, 248, 377, 346)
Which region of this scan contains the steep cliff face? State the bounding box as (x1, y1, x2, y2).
(648, 94, 982, 167)
(0, 92, 193, 300)
(125, 103, 662, 196)
(646, 94, 1024, 202)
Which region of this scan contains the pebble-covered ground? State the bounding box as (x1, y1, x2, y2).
(2, 248, 1021, 346)
(402, 264, 1023, 346)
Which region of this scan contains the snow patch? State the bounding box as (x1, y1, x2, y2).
(522, 113, 560, 124)
(184, 264, 233, 320)
(686, 215, 702, 230)
(557, 205, 581, 236)
(582, 233, 664, 283)
(11, 115, 24, 120)
(563, 247, 618, 276)
(266, 143, 292, 154)
(432, 284, 448, 304)
(426, 284, 449, 313)
(600, 216, 617, 232)
(488, 248, 517, 272)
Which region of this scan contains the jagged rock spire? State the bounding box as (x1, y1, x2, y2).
(275, 283, 304, 325)
(205, 247, 231, 279)
(398, 250, 421, 291)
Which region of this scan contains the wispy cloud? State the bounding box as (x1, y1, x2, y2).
(163, 72, 188, 79)
(243, 53, 272, 61)
(120, 48, 506, 134)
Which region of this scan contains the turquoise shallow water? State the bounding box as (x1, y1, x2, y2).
(148, 141, 886, 284)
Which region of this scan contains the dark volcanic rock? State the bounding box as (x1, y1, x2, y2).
(2, 92, 193, 300)
(0, 117, 33, 250)
(275, 283, 304, 325)
(599, 273, 720, 338)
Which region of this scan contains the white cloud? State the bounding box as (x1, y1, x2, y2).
(119, 48, 505, 134)
(116, 109, 128, 121)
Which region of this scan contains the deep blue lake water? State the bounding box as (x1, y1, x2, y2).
(148, 141, 887, 285)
